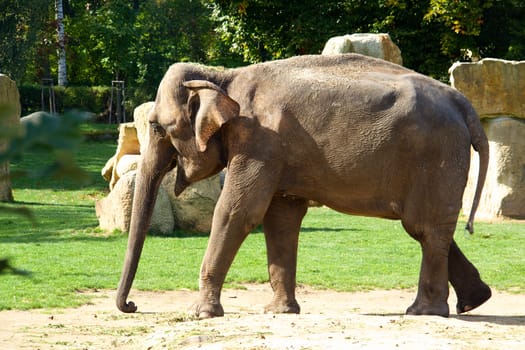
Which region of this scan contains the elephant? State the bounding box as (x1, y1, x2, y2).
(116, 53, 491, 318)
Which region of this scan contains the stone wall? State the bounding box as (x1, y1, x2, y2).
(450, 59, 525, 220)
(0, 74, 21, 202)
(322, 33, 403, 65)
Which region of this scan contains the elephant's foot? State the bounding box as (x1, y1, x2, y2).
(456, 282, 492, 314)
(190, 301, 224, 319)
(406, 300, 449, 317)
(264, 298, 300, 314)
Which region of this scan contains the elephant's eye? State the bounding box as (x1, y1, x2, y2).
(150, 122, 166, 137)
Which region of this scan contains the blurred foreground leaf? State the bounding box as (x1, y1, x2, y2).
(1, 108, 91, 274)
(0, 110, 91, 184)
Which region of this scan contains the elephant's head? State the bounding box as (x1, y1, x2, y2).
(116, 66, 240, 313)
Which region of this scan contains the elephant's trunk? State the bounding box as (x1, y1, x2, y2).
(116, 142, 174, 313)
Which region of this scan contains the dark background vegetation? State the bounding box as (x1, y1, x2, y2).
(1, 0, 524, 117)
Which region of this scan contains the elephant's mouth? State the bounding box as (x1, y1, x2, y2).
(174, 159, 190, 196)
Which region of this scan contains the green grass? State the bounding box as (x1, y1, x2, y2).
(0, 135, 524, 310)
(78, 122, 119, 140)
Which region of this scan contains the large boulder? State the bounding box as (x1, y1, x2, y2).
(101, 122, 140, 190)
(95, 171, 175, 234)
(450, 59, 525, 118)
(322, 33, 403, 65)
(133, 101, 154, 154)
(0, 74, 20, 202)
(20, 111, 59, 126)
(462, 118, 525, 220)
(161, 171, 221, 233)
(451, 59, 525, 220)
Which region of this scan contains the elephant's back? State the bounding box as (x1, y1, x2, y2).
(263, 68, 470, 151)
(229, 55, 472, 173)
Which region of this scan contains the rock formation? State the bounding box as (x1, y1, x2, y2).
(322, 33, 403, 65)
(96, 171, 175, 234)
(450, 59, 525, 220)
(450, 59, 525, 118)
(101, 122, 140, 190)
(0, 74, 21, 202)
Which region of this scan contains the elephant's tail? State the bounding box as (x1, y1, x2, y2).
(463, 103, 489, 234)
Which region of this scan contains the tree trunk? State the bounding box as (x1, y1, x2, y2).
(55, 0, 67, 86)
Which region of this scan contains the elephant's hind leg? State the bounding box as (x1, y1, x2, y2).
(448, 240, 491, 314)
(263, 196, 308, 314)
(403, 221, 455, 317)
(401, 151, 469, 317)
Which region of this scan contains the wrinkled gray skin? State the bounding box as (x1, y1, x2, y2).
(116, 54, 491, 318)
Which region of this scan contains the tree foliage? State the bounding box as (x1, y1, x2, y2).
(209, 0, 525, 79)
(425, 0, 525, 61)
(0, 0, 50, 81)
(1, 0, 221, 102)
(65, 0, 217, 97)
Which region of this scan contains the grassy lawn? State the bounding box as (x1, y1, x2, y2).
(0, 132, 524, 310)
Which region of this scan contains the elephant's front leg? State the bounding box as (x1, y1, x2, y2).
(263, 196, 308, 314)
(191, 162, 280, 318)
(192, 203, 255, 318)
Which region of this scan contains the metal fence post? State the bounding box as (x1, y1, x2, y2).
(109, 80, 126, 124)
(41, 78, 56, 114)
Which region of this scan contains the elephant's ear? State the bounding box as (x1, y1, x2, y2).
(183, 80, 240, 152)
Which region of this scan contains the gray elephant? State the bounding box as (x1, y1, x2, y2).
(116, 54, 491, 318)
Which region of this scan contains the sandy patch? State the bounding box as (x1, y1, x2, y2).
(1, 285, 524, 349)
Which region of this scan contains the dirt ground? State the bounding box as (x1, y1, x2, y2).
(0, 284, 523, 349)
